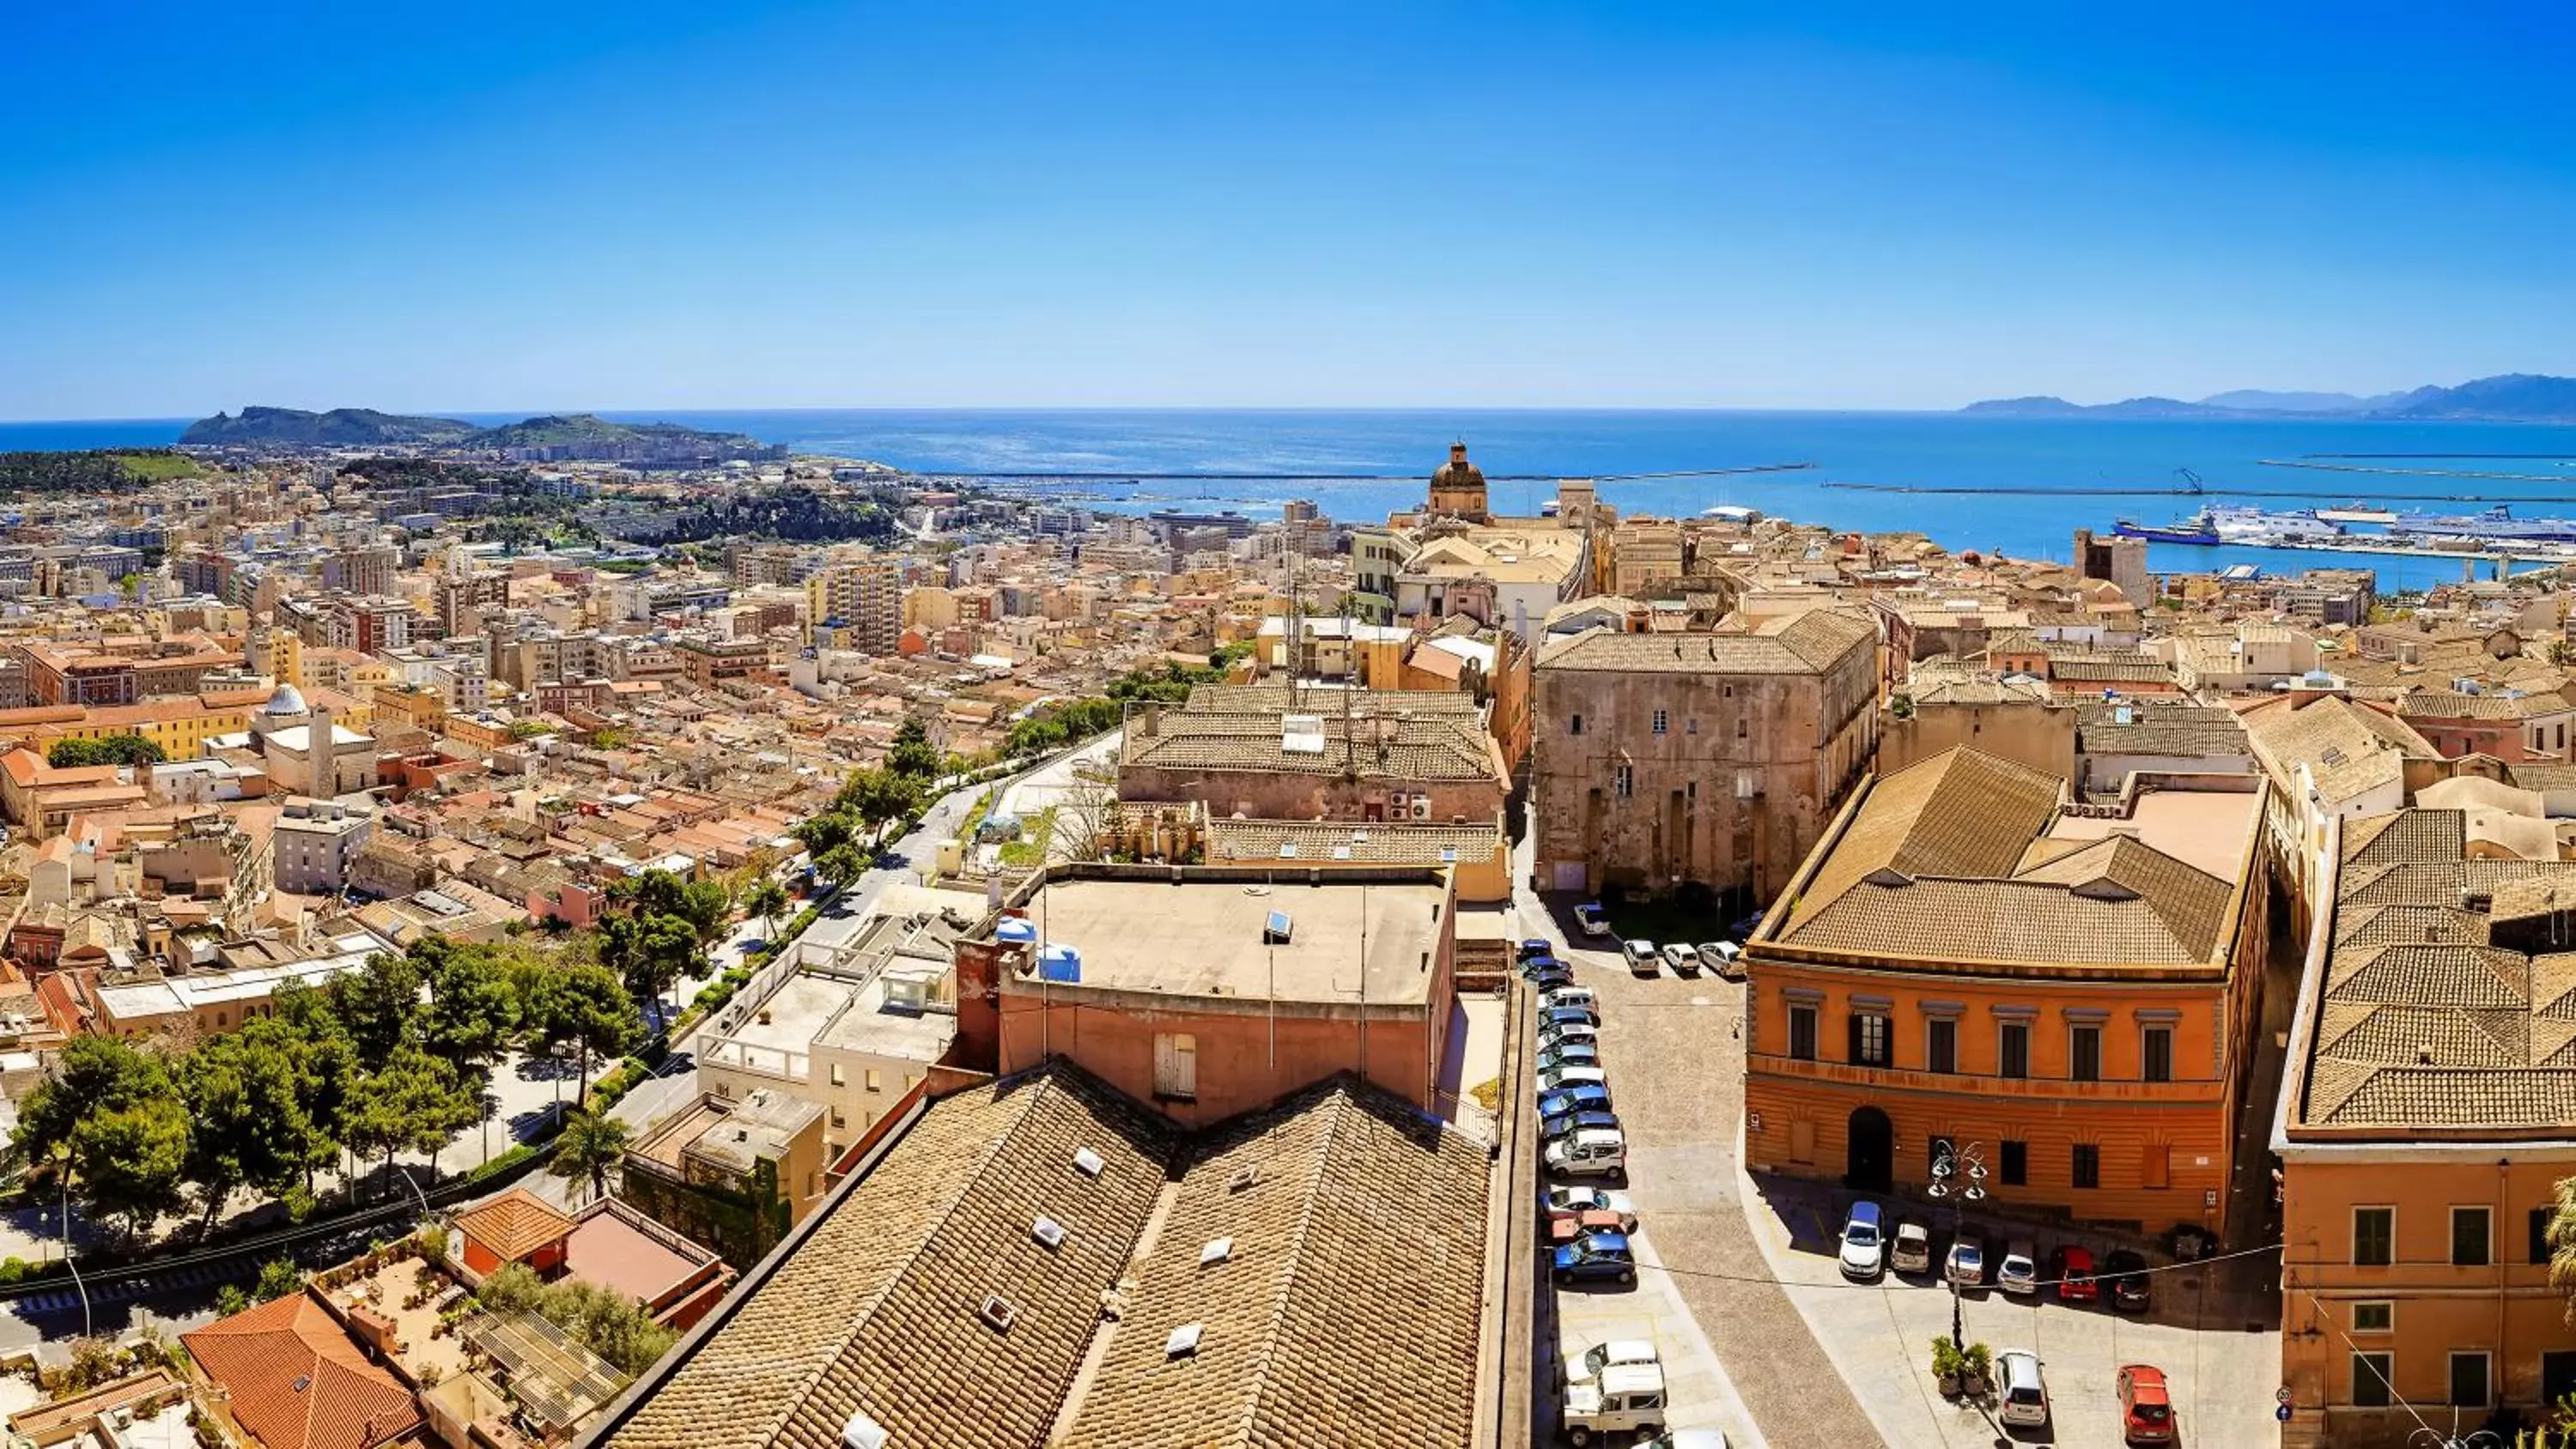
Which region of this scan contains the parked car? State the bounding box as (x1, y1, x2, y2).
(1545, 1126, 1627, 1178)
(1543, 1183, 1637, 1222)
(1563, 1361, 1665, 1446)
(1622, 939, 1661, 974)
(1536, 1041, 1603, 1073)
(1575, 902, 1613, 937)
(2050, 1245, 2099, 1304)
(1996, 1349, 2049, 1428)
(1523, 961, 1575, 991)
(1520, 952, 1569, 979)
(1538, 1082, 1615, 1120)
(1996, 1239, 2039, 1296)
(1540, 1107, 1622, 1146)
(1696, 941, 1744, 976)
(1539, 985, 1598, 1014)
(1944, 1234, 1985, 1288)
(1546, 1199, 1638, 1237)
(1535, 1064, 1609, 1095)
(1563, 1337, 1658, 1388)
(2103, 1249, 2153, 1313)
(1660, 943, 1700, 974)
(1539, 1004, 1600, 1036)
(1838, 1201, 1886, 1281)
(1889, 1220, 1934, 1276)
(1552, 1230, 1637, 1286)
(1538, 1022, 1601, 1052)
(1518, 937, 1556, 961)
(2117, 1364, 2175, 1444)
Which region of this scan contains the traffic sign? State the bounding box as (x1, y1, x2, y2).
(2275, 1386, 2293, 1405)
(2275, 1404, 2293, 1423)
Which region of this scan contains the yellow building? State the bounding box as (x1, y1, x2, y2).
(1744, 748, 2271, 1229)
(0, 688, 274, 763)
(2276, 808, 2576, 1443)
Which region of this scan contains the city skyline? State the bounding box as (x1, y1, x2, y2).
(6, 3, 2573, 418)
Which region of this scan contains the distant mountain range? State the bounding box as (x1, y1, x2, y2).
(180, 406, 778, 459)
(1961, 373, 2576, 422)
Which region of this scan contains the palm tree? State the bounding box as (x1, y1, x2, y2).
(551, 1111, 631, 1205)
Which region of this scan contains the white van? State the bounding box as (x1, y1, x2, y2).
(1564, 1361, 1666, 1446)
(1544, 1126, 1628, 1179)
(1996, 1349, 2049, 1428)
(1540, 985, 1599, 1014)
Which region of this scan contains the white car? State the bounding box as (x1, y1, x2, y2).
(1660, 943, 1700, 973)
(1622, 939, 1660, 974)
(1996, 1349, 2049, 1428)
(1536, 1064, 1609, 1094)
(1545, 1126, 1628, 1179)
(1539, 985, 1598, 1014)
(1696, 941, 1744, 976)
(1543, 1184, 1637, 1220)
(1838, 1201, 1886, 1281)
(1564, 1362, 1667, 1447)
(1563, 1337, 1658, 1388)
(1996, 1239, 2038, 1296)
(1889, 1220, 1934, 1276)
(1575, 902, 1613, 937)
(1945, 1235, 1985, 1288)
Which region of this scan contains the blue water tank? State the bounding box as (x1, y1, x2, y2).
(994, 918, 1039, 945)
(1037, 943, 1083, 983)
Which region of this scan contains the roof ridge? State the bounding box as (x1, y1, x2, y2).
(1233, 1085, 1353, 1448)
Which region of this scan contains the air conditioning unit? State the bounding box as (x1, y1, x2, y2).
(1411, 798, 1433, 821)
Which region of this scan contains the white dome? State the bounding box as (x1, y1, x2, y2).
(264, 683, 308, 716)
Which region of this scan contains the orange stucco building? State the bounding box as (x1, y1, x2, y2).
(1743, 748, 2272, 1232)
(2275, 808, 2576, 1444)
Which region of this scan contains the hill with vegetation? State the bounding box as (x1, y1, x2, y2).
(181, 406, 479, 446)
(182, 407, 774, 457)
(1963, 373, 2576, 422)
(0, 449, 206, 495)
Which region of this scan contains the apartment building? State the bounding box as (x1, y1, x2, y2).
(1743, 747, 2272, 1232)
(1531, 608, 1878, 905)
(802, 555, 901, 654)
(2275, 809, 2576, 1444)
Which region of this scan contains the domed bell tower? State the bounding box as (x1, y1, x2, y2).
(1426, 442, 1489, 524)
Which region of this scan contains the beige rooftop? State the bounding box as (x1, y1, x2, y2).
(1017, 874, 1447, 1007)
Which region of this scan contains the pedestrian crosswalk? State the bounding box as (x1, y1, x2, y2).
(9, 1257, 241, 1316)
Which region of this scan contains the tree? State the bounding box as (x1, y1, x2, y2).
(72, 1097, 191, 1240)
(477, 1261, 547, 1315)
(814, 843, 866, 890)
(253, 1258, 303, 1302)
(836, 768, 921, 834)
(418, 940, 519, 1080)
(1054, 774, 1117, 864)
(331, 950, 424, 1061)
(181, 1027, 309, 1229)
(533, 961, 643, 1102)
(541, 1280, 674, 1375)
(887, 718, 941, 780)
(46, 735, 165, 768)
(9, 1036, 177, 1173)
(791, 811, 856, 860)
(744, 880, 789, 941)
(343, 1047, 477, 1196)
(550, 1111, 629, 1204)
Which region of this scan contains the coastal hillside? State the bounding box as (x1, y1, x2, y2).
(1962, 373, 2576, 422)
(181, 405, 477, 446)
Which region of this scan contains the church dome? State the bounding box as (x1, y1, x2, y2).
(264, 682, 308, 716)
(1430, 442, 1485, 494)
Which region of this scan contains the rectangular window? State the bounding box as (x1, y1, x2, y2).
(1652, 709, 1668, 735)
(2069, 1024, 2102, 1082)
(2352, 1300, 2393, 1334)
(2000, 1140, 2027, 1186)
(2536, 1206, 2555, 1266)
(1787, 1005, 1818, 1061)
(2354, 1207, 2395, 1266)
(1850, 1013, 1890, 1067)
(1999, 1022, 2030, 1079)
(2451, 1350, 2491, 1408)
(829, 1063, 845, 1088)
(1926, 1018, 1958, 1075)
(1686, 718, 1698, 735)
(1569, 713, 1583, 736)
(2353, 1352, 2395, 1409)
(865, 1069, 883, 1093)
(1154, 1032, 1199, 1100)
(1736, 718, 1748, 738)
(2142, 1026, 2173, 1082)
(2071, 1143, 2100, 1190)
(2452, 1206, 2492, 1267)
(1614, 764, 1633, 799)
(829, 1108, 845, 1129)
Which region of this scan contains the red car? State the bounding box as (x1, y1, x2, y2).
(2117, 1364, 2175, 1445)
(2051, 1245, 2099, 1304)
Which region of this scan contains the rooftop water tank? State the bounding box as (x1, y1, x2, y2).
(1037, 943, 1083, 984)
(994, 917, 1039, 946)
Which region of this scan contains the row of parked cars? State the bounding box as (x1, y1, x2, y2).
(1835, 1202, 2176, 1442)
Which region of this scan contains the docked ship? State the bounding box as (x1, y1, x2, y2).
(2316, 502, 2398, 524)
(2387, 504, 2576, 543)
(2113, 508, 2221, 545)
(2211, 506, 2343, 543)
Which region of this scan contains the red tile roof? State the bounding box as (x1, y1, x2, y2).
(182, 1294, 420, 1449)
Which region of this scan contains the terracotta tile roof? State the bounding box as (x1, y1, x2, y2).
(1536, 608, 1874, 676)
(1787, 747, 2063, 929)
(453, 1187, 574, 1264)
(1121, 688, 1498, 784)
(602, 1064, 1174, 1449)
(181, 1293, 421, 1449)
(1205, 815, 1501, 867)
(1056, 1083, 1490, 1449)
(2072, 700, 2251, 760)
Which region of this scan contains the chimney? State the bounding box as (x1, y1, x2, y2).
(311, 703, 336, 800)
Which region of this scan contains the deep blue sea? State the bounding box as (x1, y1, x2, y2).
(21, 408, 2576, 592)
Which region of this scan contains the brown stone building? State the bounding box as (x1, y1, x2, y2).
(1116, 684, 1507, 825)
(1531, 608, 1879, 905)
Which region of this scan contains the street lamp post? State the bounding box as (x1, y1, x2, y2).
(1925, 1139, 1987, 1353)
(54, 1149, 89, 1339)
(2410, 1428, 2505, 1448)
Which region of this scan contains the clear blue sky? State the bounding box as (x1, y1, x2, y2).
(5, 2, 2572, 418)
